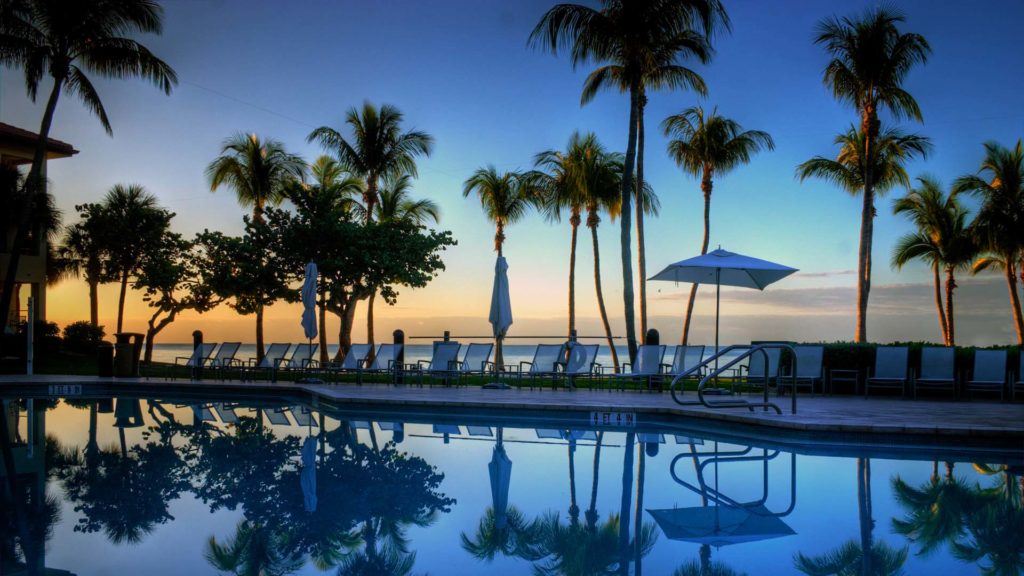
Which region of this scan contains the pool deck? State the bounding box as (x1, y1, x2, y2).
(3, 373, 1023, 442)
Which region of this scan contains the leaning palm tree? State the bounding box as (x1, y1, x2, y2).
(463, 166, 540, 369)
(530, 0, 727, 361)
(307, 102, 433, 225)
(0, 0, 177, 336)
(797, 126, 931, 339)
(663, 106, 774, 344)
(892, 177, 977, 346)
(362, 172, 441, 350)
(814, 6, 930, 343)
(207, 133, 306, 224)
(953, 140, 1024, 344)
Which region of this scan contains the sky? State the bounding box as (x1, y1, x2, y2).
(2, 0, 1023, 347)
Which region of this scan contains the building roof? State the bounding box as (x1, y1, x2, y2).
(0, 122, 78, 161)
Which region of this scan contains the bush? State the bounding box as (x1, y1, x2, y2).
(63, 321, 106, 354)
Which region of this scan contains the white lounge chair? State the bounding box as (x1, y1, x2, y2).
(208, 342, 242, 379)
(549, 343, 600, 388)
(242, 343, 291, 381)
(456, 343, 494, 380)
(263, 408, 291, 426)
(612, 344, 666, 390)
(913, 347, 956, 399)
(413, 341, 462, 386)
(865, 346, 909, 398)
(366, 343, 404, 383)
(282, 344, 319, 371)
(516, 344, 567, 388)
(290, 405, 318, 427)
(778, 346, 824, 395)
(327, 343, 373, 375)
(212, 403, 240, 424)
(172, 343, 216, 379)
(966, 349, 1007, 400)
(663, 345, 706, 381)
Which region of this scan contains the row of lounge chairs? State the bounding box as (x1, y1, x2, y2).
(863, 346, 1023, 400)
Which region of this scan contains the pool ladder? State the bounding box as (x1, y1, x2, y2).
(669, 343, 799, 414)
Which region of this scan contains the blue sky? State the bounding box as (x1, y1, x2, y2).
(2, 0, 1022, 345)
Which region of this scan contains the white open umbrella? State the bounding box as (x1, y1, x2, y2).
(488, 256, 513, 381)
(649, 248, 797, 359)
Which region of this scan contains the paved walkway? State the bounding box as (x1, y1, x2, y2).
(3, 374, 1023, 441)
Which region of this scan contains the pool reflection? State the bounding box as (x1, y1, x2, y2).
(1, 396, 1021, 575)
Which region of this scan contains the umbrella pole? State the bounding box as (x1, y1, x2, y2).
(714, 269, 720, 387)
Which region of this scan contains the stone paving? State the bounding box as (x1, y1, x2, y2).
(3, 373, 1023, 441)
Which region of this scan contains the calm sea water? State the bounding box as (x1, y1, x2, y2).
(3, 395, 1019, 575)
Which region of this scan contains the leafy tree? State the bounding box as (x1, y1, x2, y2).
(892, 177, 977, 345)
(954, 140, 1024, 344)
(663, 106, 774, 344)
(62, 320, 105, 353)
(814, 6, 930, 343)
(196, 219, 296, 362)
(134, 232, 221, 362)
(207, 133, 306, 224)
(0, 0, 177, 343)
(531, 0, 727, 360)
(308, 102, 433, 225)
(59, 216, 106, 328)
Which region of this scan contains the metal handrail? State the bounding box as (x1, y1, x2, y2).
(669, 343, 799, 414)
(669, 448, 798, 517)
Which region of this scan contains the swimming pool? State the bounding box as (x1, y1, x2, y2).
(2, 392, 1020, 575)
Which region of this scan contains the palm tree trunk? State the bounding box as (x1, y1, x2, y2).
(568, 441, 579, 523)
(365, 178, 378, 225)
(495, 231, 504, 369)
(618, 432, 635, 576)
(945, 268, 956, 347)
(857, 457, 874, 574)
(636, 96, 648, 343)
(633, 441, 647, 576)
(568, 215, 579, 335)
(932, 263, 948, 345)
(586, 431, 603, 528)
(117, 270, 129, 333)
(0, 76, 64, 344)
(591, 220, 620, 372)
(89, 278, 99, 328)
(681, 174, 713, 345)
(367, 290, 376, 351)
(1005, 259, 1024, 344)
(620, 83, 640, 363)
(255, 305, 265, 363)
(856, 107, 878, 344)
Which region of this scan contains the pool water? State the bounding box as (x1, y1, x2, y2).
(2, 395, 1021, 575)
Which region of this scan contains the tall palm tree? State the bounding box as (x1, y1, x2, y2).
(797, 126, 930, 339)
(363, 172, 441, 351)
(953, 140, 1024, 344)
(98, 184, 172, 334)
(663, 106, 775, 344)
(891, 464, 972, 557)
(814, 6, 930, 343)
(892, 177, 977, 346)
(207, 133, 306, 224)
(531, 0, 726, 361)
(307, 102, 433, 225)
(464, 166, 539, 369)
(0, 0, 177, 337)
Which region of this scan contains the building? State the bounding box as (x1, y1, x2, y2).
(0, 122, 79, 333)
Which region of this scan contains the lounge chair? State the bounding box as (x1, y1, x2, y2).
(913, 347, 956, 399)
(548, 343, 600, 388)
(289, 405, 318, 427)
(172, 343, 216, 379)
(325, 343, 373, 378)
(455, 342, 495, 383)
(212, 403, 240, 425)
(366, 343, 404, 382)
(1015, 354, 1024, 401)
(865, 346, 909, 398)
(192, 404, 216, 425)
(241, 343, 291, 381)
(263, 408, 291, 426)
(966, 349, 1007, 400)
(466, 426, 493, 437)
(743, 346, 782, 393)
(208, 342, 242, 379)
(411, 341, 462, 386)
(515, 344, 567, 388)
(662, 345, 706, 381)
(611, 344, 666, 390)
(282, 344, 319, 372)
(778, 346, 824, 395)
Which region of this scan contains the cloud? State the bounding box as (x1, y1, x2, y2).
(792, 269, 857, 279)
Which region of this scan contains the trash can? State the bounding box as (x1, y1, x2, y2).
(114, 332, 145, 377)
(97, 342, 114, 377)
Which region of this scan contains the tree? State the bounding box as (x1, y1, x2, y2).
(953, 140, 1024, 344)
(663, 106, 774, 344)
(814, 6, 930, 343)
(308, 102, 433, 225)
(207, 133, 306, 224)
(0, 0, 177, 343)
(58, 218, 105, 328)
(134, 232, 221, 362)
(797, 126, 930, 340)
(206, 520, 305, 576)
(891, 464, 973, 558)
(531, 0, 727, 360)
(892, 177, 977, 346)
(92, 184, 173, 334)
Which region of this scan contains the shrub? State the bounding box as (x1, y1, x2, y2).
(63, 321, 106, 354)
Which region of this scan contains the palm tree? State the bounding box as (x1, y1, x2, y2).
(892, 177, 977, 346)
(531, 0, 727, 360)
(0, 0, 177, 336)
(463, 166, 540, 368)
(363, 173, 441, 352)
(207, 133, 306, 224)
(307, 102, 433, 225)
(953, 140, 1024, 344)
(797, 126, 931, 340)
(814, 6, 930, 343)
(206, 520, 305, 576)
(582, 148, 625, 372)
(97, 184, 172, 334)
(891, 463, 972, 557)
(663, 106, 775, 344)
(59, 222, 105, 328)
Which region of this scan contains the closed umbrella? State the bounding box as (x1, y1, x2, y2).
(299, 262, 321, 384)
(486, 256, 513, 388)
(301, 436, 318, 512)
(488, 443, 512, 530)
(649, 248, 797, 362)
